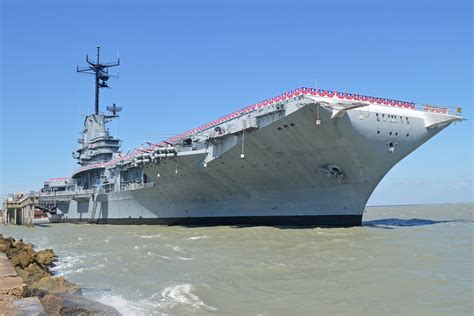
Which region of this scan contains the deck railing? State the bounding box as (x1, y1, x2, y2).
(159, 87, 462, 147)
(35, 189, 95, 198)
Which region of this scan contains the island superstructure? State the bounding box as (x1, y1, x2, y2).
(34, 47, 463, 226)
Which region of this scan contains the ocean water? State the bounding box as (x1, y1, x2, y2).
(1, 203, 473, 315)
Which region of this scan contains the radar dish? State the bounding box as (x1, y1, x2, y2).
(106, 103, 123, 116)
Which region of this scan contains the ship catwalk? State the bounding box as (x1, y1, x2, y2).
(36, 48, 463, 226)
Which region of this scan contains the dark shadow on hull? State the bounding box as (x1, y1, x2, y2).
(65, 215, 363, 228)
(364, 218, 471, 229)
(34, 223, 51, 227)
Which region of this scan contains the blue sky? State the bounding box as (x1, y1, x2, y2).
(1, 0, 472, 205)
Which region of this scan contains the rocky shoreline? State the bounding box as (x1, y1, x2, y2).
(0, 234, 121, 315)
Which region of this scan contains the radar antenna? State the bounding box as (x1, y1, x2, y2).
(106, 103, 123, 116)
(76, 46, 120, 115)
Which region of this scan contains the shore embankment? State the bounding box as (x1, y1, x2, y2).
(0, 234, 120, 315)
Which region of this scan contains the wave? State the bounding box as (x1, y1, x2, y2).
(159, 255, 172, 260)
(164, 244, 185, 252)
(138, 234, 162, 239)
(50, 254, 88, 276)
(157, 255, 194, 261)
(51, 252, 109, 276)
(74, 263, 106, 274)
(92, 293, 146, 316)
(176, 257, 194, 261)
(171, 245, 184, 252)
(154, 283, 217, 312)
(187, 235, 208, 240)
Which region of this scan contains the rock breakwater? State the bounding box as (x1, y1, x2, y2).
(0, 234, 120, 315)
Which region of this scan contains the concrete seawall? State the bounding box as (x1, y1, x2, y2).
(0, 252, 46, 315)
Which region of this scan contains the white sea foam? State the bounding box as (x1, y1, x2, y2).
(187, 235, 208, 240)
(176, 257, 194, 261)
(50, 254, 87, 276)
(93, 293, 146, 316)
(157, 255, 193, 261)
(76, 267, 87, 273)
(138, 234, 162, 239)
(74, 263, 106, 274)
(172, 245, 183, 252)
(157, 283, 217, 312)
(159, 255, 172, 260)
(165, 244, 185, 252)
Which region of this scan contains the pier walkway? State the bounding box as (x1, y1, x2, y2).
(1, 194, 36, 227)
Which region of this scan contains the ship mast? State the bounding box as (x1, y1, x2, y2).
(77, 46, 120, 115)
(73, 47, 123, 166)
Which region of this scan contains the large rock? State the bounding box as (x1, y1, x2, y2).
(30, 276, 82, 296)
(16, 263, 50, 286)
(40, 293, 121, 315)
(0, 235, 15, 253)
(12, 296, 47, 316)
(12, 240, 25, 249)
(23, 243, 34, 250)
(26, 263, 50, 283)
(9, 248, 36, 269)
(5, 239, 36, 268)
(2, 236, 56, 292)
(15, 267, 31, 284)
(4, 237, 56, 271)
(35, 249, 56, 268)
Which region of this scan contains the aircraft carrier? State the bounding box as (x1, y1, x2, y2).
(35, 47, 463, 226)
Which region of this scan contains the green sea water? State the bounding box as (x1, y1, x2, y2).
(2, 203, 473, 315)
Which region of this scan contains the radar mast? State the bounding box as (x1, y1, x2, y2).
(77, 46, 120, 115)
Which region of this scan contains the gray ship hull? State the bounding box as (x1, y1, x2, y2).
(52, 99, 456, 226)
